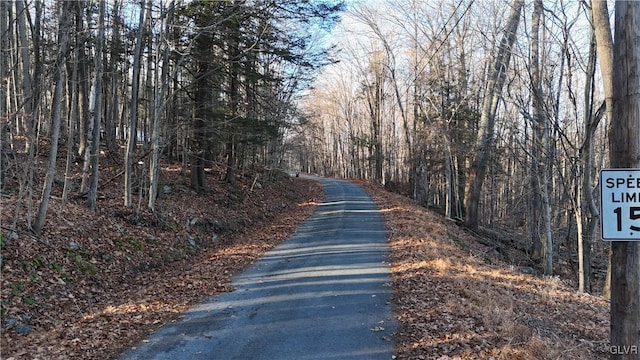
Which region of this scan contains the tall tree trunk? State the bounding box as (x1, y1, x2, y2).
(105, 0, 121, 153)
(464, 0, 524, 229)
(592, 0, 615, 134)
(62, 45, 79, 201)
(0, 0, 9, 192)
(609, 1, 640, 357)
(149, 2, 173, 211)
(14, 0, 38, 228)
(85, 0, 105, 211)
(31, 0, 42, 145)
(225, 4, 241, 188)
(15, 0, 34, 152)
(591, 0, 615, 300)
(144, 26, 154, 145)
(363, 54, 385, 184)
(529, 0, 553, 274)
(190, 12, 211, 192)
(536, 1, 553, 276)
(124, 0, 148, 206)
(577, 29, 603, 293)
(76, 2, 89, 159)
(33, 1, 72, 234)
(78, 1, 92, 193)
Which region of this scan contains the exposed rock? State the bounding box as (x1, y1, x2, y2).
(15, 323, 32, 335)
(4, 317, 17, 327)
(186, 235, 197, 248)
(520, 266, 534, 274)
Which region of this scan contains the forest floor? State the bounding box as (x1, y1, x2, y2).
(0, 146, 323, 359)
(356, 181, 610, 359)
(1, 147, 609, 359)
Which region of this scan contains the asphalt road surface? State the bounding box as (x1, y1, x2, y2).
(120, 176, 397, 360)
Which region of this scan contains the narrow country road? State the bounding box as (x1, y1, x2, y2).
(119, 177, 397, 360)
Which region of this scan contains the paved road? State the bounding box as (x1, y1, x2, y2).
(120, 177, 396, 360)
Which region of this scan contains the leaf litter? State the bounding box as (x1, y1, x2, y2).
(1, 160, 610, 359)
(356, 180, 609, 360)
(1, 156, 322, 359)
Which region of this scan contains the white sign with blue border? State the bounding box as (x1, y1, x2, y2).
(600, 168, 640, 241)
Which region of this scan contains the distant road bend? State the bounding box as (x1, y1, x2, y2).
(120, 176, 397, 360)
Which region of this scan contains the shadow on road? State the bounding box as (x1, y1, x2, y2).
(120, 177, 396, 360)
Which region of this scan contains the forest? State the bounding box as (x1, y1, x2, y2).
(302, 0, 607, 287)
(0, 0, 639, 357)
(0, 0, 343, 227)
(1, 0, 342, 356)
(296, 0, 638, 352)
(299, 0, 637, 297)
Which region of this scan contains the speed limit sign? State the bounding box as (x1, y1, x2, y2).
(600, 169, 640, 241)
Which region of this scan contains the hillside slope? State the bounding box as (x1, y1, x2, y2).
(1, 155, 322, 359)
(357, 181, 610, 359)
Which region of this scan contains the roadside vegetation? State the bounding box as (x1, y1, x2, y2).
(358, 180, 609, 359)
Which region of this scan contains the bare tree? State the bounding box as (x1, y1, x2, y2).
(15, 0, 35, 151)
(0, 0, 9, 192)
(124, 0, 149, 207)
(149, 2, 174, 211)
(105, 0, 123, 154)
(574, 19, 603, 294)
(363, 50, 386, 183)
(62, 2, 84, 201)
(84, 0, 106, 211)
(465, 0, 524, 229)
(33, 1, 72, 234)
(529, 0, 553, 275)
(591, 0, 614, 299)
(609, 1, 640, 356)
(13, 0, 41, 229)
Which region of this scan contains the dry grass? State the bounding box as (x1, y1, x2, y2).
(358, 181, 610, 360)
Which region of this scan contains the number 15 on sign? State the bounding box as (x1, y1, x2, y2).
(600, 169, 640, 241)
